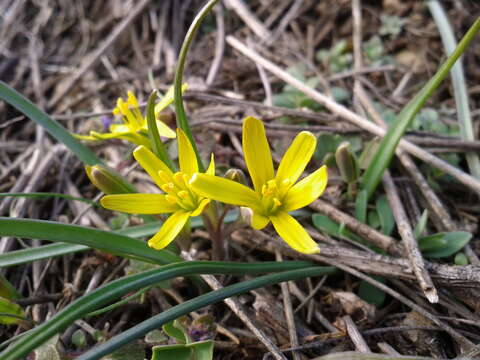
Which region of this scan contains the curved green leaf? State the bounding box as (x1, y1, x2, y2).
(77, 266, 335, 360)
(361, 18, 480, 198)
(0, 81, 101, 166)
(1, 261, 323, 360)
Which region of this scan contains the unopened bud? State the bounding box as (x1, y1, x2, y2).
(85, 165, 134, 194)
(224, 168, 247, 185)
(240, 206, 254, 226)
(335, 142, 359, 183)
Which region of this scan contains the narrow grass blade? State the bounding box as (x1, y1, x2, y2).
(0, 211, 240, 268)
(0, 81, 101, 166)
(0, 261, 325, 360)
(361, 18, 480, 199)
(427, 1, 480, 180)
(0, 218, 181, 265)
(77, 266, 335, 360)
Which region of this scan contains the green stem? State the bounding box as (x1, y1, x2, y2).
(78, 267, 335, 360)
(1, 261, 325, 360)
(145, 90, 175, 170)
(174, 0, 220, 172)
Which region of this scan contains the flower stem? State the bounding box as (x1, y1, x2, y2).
(174, 0, 220, 172)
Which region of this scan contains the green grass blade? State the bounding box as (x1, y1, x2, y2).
(427, 1, 480, 180)
(0, 211, 241, 268)
(0, 243, 89, 268)
(0, 81, 101, 166)
(77, 267, 333, 360)
(0, 217, 181, 265)
(76, 266, 335, 360)
(0, 261, 325, 360)
(361, 17, 480, 199)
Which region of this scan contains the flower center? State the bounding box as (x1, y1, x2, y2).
(259, 178, 290, 215)
(158, 170, 200, 211)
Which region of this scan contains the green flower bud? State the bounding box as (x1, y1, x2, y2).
(85, 165, 134, 194)
(335, 142, 359, 183)
(224, 168, 247, 185)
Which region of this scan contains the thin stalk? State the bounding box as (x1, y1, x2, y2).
(145, 90, 175, 170)
(174, 0, 220, 172)
(77, 266, 335, 360)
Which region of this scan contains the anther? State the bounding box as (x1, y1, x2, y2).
(161, 183, 174, 193)
(165, 194, 178, 204)
(177, 190, 189, 199)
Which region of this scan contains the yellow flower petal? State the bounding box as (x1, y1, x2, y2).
(154, 120, 176, 138)
(154, 83, 188, 115)
(101, 194, 178, 214)
(190, 174, 260, 210)
(251, 212, 270, 230)
(242, 116, 274, 193)
(177, 128, 198, 175)
(270, 211, 320, 254)
(283, 165, 328, 212)
(276, 131, 316, 186)
(190, 198, 210, 216)
(148, 210, 190, 249)
(133, 146, 173, 188)
(109, 124, 131, 133)
(206, 154, 215, 176)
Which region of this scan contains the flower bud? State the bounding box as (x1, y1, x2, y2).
(335, 141, 359, 183)
(85, 165, 134, 194)
(224, 168, 247, 185)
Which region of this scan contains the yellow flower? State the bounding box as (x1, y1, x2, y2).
(100, 128, 214, 250)
(76, 86, 187, 147)
(190, 116, 327, 254)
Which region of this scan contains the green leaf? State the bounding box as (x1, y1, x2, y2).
(0, 297, 25, 325)
(146, 90, 175, 170)
(0, 81, 101, 166)
(428, 1, 480, 180)
(74, 267, 336, 360)
(360, 18, 480, 199)
(354, 189, 368, 223)
(0, 217, 181, 265)
(358, 276, 386, 307)
(0, 274, 20, 300)
(375, 195, 395, 236)
(0, 261, 324, 360)
(420, 231, 472, 258)
(418, 233, 447, 252)
(163, 320, 189, 344)
(454, 252, 469, 266)
(413, 210, 429, 239)
(0, 211, 241, 268)
(151, 344, 192, 360)
(312, 214, 341, 237)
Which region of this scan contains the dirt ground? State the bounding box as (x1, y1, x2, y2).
(1, 0, 480, 359)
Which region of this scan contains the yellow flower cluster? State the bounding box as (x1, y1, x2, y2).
(89, 113, 328, 254)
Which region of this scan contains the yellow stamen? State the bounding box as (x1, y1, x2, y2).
(158, 170, 172, 184)
(165, 194, 178, 204)
(177, 190, 189, 199)
(161, 183, 175, 193)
